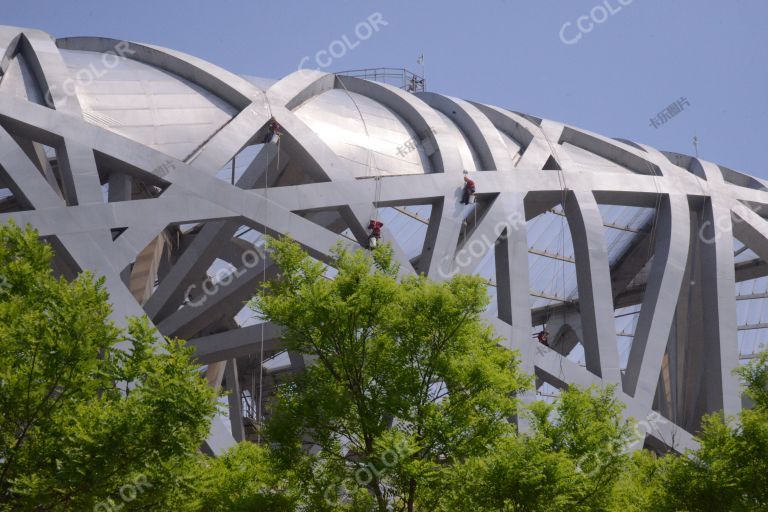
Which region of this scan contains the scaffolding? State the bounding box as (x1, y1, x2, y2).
(335, 67, 426, 93)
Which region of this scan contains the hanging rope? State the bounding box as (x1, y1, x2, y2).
(255, 95, 278, 443)
(641, 155, 663, 273)
(257, 122, 280, 443)
(537, 122, 569, 355)
(219, 98, 279, 443)
(335, 75, 381, 224)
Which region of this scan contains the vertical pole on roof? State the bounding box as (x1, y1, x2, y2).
(419, 52, 425, 91)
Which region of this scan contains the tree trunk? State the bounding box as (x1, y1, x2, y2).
(407, 477, 416, 512)
(373, 482, 387, 512)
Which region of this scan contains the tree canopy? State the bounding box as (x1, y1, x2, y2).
(252, 238, 530, 510)
(0, 222, 217, 510)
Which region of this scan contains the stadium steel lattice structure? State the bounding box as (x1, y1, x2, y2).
(1, 25, 766, 454)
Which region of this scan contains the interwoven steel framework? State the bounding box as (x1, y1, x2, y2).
(1, 26, 766, 454)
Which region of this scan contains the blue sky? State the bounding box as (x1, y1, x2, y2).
(6, 0, 767, 176)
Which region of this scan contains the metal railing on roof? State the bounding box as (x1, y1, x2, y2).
(336, 68, 426, 93)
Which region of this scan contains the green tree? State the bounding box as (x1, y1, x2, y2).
(434, 386, 635, 512)
(252, 238, 529, 511)
(193, 441, 298, 511)
(608, 449, 665, 512)
(648, 353, 768, 511)
(0, 221, 218, 510)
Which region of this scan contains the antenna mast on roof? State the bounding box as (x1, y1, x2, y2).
(416, 52, 425, 91)
(692, 134, 700, 158)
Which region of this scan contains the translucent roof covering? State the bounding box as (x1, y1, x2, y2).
(526, 204, 654, 310)
(734, 238, 759, 264)
(375, 205, 432, 260)
(733, 234, 768, 363)
(526, 207, 577, 308)
(294, 89, 432, 177)
(58, 49, 237, 161)
(736, 275, 768, 362)
(614, 304, 642, 370)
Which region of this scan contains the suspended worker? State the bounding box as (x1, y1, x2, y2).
(461, 174, 476, 205)
(367, 219, 384, 249)
(264, 120, 282, 144)
(536, 330, 550, 347)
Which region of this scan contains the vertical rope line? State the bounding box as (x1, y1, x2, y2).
(536, 122, 569, 378)
(241, 95, 276, 444)
(540, 125, 569, 335)
(336, 75, 381, 223)
(256, 103, 278, 441)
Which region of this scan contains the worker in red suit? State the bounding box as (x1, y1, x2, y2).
(368, 219, 384, 249)
(264, 120, 282, 144)
(461, 175, 476, 204)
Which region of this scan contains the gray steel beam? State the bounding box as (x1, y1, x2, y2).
(224, 359, 245, 442)
(189, 324, 284, 364)
(695, 160, 741, 418)
(623, 194, 690, 407)
(565, 190, 621, 384)
(416, 92, 515, 170)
